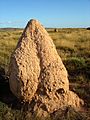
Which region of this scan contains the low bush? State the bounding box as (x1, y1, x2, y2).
(63, 57, 90, 83)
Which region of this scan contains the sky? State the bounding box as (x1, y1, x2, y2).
(0, 0, 90, 28)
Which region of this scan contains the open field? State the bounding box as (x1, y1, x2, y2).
(0, 28, 90, 119)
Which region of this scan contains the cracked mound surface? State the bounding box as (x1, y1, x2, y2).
(9, 19, 84, 115)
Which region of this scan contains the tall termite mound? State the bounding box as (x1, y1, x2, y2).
(9, 19, 84, 116)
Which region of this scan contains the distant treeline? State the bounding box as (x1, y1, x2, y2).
(0, 27, 89, 32)
(0, 28, 23, 31)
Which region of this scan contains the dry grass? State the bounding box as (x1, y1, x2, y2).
(0, 29, 22, 72)
(49, 28, 90, 59)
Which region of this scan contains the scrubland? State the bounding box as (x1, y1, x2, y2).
(0, 28, 90, 120)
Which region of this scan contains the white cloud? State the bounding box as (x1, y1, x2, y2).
(0, 20, 24, 24)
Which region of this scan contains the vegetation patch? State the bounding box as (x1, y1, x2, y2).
(0, 28, 90, 119)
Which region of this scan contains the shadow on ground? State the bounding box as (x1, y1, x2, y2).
(0, 66, 23, 110)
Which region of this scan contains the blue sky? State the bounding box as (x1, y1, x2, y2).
(0, 0, 90, 28)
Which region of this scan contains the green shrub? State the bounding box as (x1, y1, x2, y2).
(63, 57, 88, 83)
(64, 57, 86, 73)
